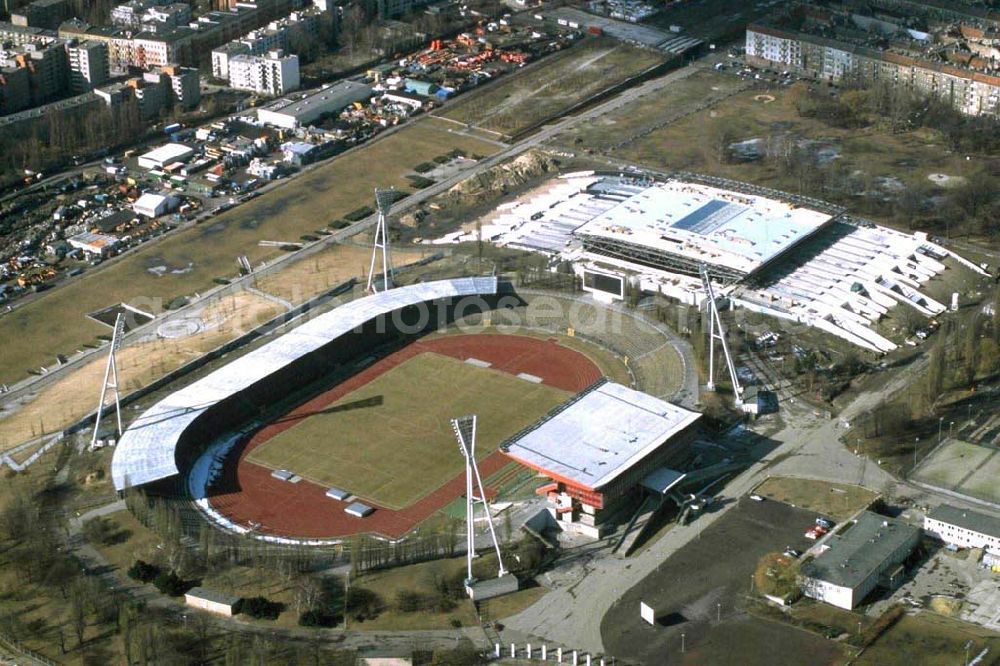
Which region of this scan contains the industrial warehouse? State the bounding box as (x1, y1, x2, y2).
(436, 172, 985, 352)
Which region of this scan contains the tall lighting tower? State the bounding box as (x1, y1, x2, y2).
(90, 313, 126, 450)
(366, 187, 396, 293)
(699, 264, 743, 403)
(451, 415, 507, 590)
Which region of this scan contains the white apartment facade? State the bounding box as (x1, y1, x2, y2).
(227, 50, 298, 95)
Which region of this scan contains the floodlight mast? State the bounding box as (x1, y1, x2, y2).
(699, 264, 743, 403)
(90, 313, 126, 450)
(451, 415, 507, 587)
(366, 187, 396, 293)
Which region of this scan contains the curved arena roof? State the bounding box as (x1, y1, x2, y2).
(111, 277, 498, 490)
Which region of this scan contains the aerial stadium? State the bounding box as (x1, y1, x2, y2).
(110, 275, 700, 544)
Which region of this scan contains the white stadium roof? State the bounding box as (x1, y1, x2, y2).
(575, 179, 832, 276)
(503, 381, 700, 491)
(111, 277, 498, 490)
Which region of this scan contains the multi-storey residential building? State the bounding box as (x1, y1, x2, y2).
(111, 0, 172, 29)
(0, 64, 30, 114)
(0, 21, 57, 46)
(210, 5, 328, 79)
(2, 38, 68, 105)
(126, 70, 168, 117)
(10, 0, 69, 30)
(746, 21, 1000, 116)
(162, 63, 200, 108)
(211, 41, 250, 79)
(141, 3, 192, 31)
(66, 39, 110, 92)
(133, 27, 193, 68)
(228, 49, 298, 95)
(59, 20, 135, 76)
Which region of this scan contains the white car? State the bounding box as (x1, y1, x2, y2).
(749, 494, 764, 502)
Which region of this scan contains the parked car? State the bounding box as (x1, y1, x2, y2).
(784, 547, 802, 558)
(816, 518, 835, 530)
(749, 493, 764, 502)
(804, 526, 827, 540)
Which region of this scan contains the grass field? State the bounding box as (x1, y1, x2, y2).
(754, 476, 878, 522)
(913, 439, 1000, 505)
(247, 352, 570, 509)
(352, 555, 546, 631)
(555, 68, 748, 152)
(0, 119, 501, 386)
(958, 450, 1000, 502)
(554, 73, 985, 231)
(254, 242, 435, 305)
(858, 612, 1000, 666)
(441, 37, 665, 136)
(0, 291, 282, 451)
(912, 440, 995, 490)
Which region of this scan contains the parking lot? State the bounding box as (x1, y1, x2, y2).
(601, 497, 847, 664)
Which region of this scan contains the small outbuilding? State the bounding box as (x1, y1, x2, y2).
(184, 587, 240, 616)
(345, 502, 374, 518)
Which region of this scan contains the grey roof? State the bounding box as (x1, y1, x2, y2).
(185, 587, 239, 606)
(258, 81, 373, 124)
(927, 504, 1000, 539)
(503, 381, 700, 490)
(111, 277, 497, 490)
(641, 466, 686, 494)
(802, 511, 919, 589)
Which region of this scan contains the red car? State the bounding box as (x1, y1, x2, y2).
(804, 526, 828, 540)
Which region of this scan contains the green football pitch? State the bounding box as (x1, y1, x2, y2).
(246, 352, 571, 509)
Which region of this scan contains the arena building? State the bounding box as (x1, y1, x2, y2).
(503, 380, 701, 538)
(442, 171, 985, 352)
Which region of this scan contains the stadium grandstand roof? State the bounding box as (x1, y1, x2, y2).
(502, 381, 700, 491)
(574, 179, 832, 280)
(111, 277, 498, 491)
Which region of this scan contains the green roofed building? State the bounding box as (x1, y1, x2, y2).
(800, 511, 919, 610)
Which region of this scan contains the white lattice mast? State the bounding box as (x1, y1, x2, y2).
(366, 187, 396, 293)
(91, 312, 126, 450)
(699, 264, 743, 402)
(452, 415, 507, 587)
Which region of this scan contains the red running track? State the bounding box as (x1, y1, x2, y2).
(206, 334, 603, 540)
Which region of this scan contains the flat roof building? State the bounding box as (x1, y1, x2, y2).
(138, 142, 195, 170)
(574, 179, 833, 283)
(801, 511, 920, 610)
(184, 587, 240, 616)
(133, 192, 179, 218)
(503, 380, 701, 538)
(256, 80, 372, 129)
(924, 504, 1000, 556)
(68, 231, 118, 257)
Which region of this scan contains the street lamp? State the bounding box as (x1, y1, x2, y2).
(938, 416, 944, 444)
(950, 421, 955, 438)
(681, 632, 686, 654)
(913, 437, 920, 469)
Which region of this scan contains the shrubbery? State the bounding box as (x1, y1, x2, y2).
(127, 559, 159, 583)
(237, 596, 284, 620)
